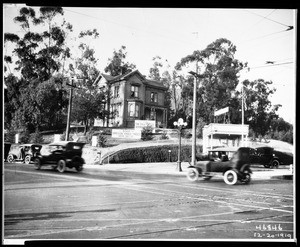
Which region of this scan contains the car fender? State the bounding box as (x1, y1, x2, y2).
(71, 156, 84, 164)
(240, 164, 252, 173)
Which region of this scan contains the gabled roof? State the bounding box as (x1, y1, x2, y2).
(94, 69, 168, 91)
(102, 69, 145, 82)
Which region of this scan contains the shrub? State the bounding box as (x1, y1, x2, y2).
(160, 131, 169, 140)
(30, 129, 44, 143)
(97, 133, 107, 147)
(141, 124, 154, 141)
(19, 130, 30, 143)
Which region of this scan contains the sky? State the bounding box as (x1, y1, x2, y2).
(3, 5, 296, 124)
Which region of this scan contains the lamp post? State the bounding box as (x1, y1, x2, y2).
(174, 118, 187, 172)
(188, 70, 205, 167)
(65, 77, 76, 141)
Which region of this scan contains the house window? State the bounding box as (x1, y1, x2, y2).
(128, 103, 139, 117)
(130, 85, 139, 98)
(150, 92, 158, 103)
(114, 85, 120, 98)
(111, 103, 121, 117)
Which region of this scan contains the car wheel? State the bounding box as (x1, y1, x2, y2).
(57, 160, 66, 173)
(34, 158, 42, 170)
(224, 170, 238, 185)
(271, 159, 280, 169)
(24, 155, 31, 164)
(7, 154, 15, 163)
(240, 169, 251, 184)
(187, 168, 200, 181)
(76, 166, 83, 172)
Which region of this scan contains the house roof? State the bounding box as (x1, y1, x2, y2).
(100, 69, 167, 90)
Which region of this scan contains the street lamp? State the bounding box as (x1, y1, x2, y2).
(188, 71, 205, 167)
(174, 118, 187, 172)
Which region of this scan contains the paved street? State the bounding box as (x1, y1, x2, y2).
(3, 162, 294, 243)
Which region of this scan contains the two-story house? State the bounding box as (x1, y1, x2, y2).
(95, 69, 168, 128)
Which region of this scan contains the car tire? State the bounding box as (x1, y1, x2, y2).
(24, 155, 31, 164)
(7, 154, 15, 163)
(57, 160, 66, 173)
(240, 169, 251, 184)
(187, 168, 200, 181)
(34, 158, 42, 170)
(271, 159, 280, 169)
(76, 166, 83, 172)
(224, 170, 238, 185)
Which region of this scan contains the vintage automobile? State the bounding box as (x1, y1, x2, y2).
(4, 142, 12, 162)
(187, 147, 252, 185)
(253, 146, 282, 168)
(34, 141, 85, 173)
(199, 146, 282, 169)
(7, 144, 42, 164)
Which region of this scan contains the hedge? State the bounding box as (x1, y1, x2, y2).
(106, 144, 202, 163)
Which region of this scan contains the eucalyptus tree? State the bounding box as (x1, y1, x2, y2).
(175, 38, 247, 124)
(104, 46, 136, 76)
(4, 6, 73, 132)
(234, 79, 281, 140)
(69, 29, 106, 134)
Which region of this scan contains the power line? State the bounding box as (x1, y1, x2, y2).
(250, 61, 293, 69)
(245, 9, 293, 29)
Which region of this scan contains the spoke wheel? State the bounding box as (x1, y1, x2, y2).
(57, 160, 66, 173)
(271, 160, 280, 169)
(224, 170, 238, 185)
(240, 170, 251, 184)
(76, 166, 83, 172)
(187, 168, 199, 181)
(24, 155, 31, 164)
(7, 154, 14, 163)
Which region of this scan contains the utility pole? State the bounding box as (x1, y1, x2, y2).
(192, 63, 198, 167)
(65, 78, 76, 141)
(241, 81, 245, 146)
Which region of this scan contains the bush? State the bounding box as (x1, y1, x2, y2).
(97, 133, 107, 147)
(159, 131, 169, 140)
(141, 124, 154, 141)
(19, 130, 30, 143)
(30, 129, 44, 143)
(106, 144, 202, 163)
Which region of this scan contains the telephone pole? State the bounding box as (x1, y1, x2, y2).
(65, 78, 76, 141)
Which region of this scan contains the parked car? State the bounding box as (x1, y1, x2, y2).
(7, 144, 42, 164)
(253, 146, 282, 168)
(4, 142, 12, 162)
(187, 147, 252, 185)
(34, 141, 85, 173)
(199, 146, 282, 169)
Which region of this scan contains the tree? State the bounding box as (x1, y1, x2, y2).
(104, 46, 136, 76)
(175, 38, 247, 125)
(70, 29, 106, 134)
(236, 79, 280, 139)
(4, 6, 72, 132)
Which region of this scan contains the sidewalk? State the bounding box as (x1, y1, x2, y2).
(84, 162, 293, 180)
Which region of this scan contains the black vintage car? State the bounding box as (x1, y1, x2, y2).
(34, 141, 85, 173)
(253, 146, 281, 168)
(7, 144, 42, 164)
(200, 146, 282, 169)
(187, 147, 252, 185)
